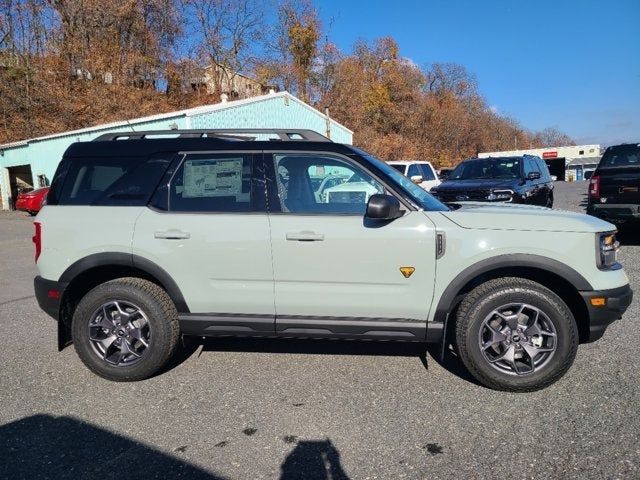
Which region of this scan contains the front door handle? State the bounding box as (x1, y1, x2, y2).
(154, 230, 191, 240)
(286, 231, 325, 242)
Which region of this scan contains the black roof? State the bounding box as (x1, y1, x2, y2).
(64, 129, 358, 158)
(65, 138, 358, 158)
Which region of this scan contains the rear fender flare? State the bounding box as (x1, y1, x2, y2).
(59, 252, 190, 313)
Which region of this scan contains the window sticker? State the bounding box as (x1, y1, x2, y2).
(183, 158, 243, 198)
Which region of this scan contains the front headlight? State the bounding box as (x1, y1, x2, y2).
(596, 232, 620, 269)
(487, 189, 513, 202)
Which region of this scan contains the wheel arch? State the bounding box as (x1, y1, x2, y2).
(57, 253, 189, 349)
(435, 254, 593, 351)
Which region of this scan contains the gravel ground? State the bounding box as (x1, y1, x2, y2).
(1, 182, 638, 480)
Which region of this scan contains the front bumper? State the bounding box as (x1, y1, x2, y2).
(587, 203, 640, 223)
(580, 284, 633, 342)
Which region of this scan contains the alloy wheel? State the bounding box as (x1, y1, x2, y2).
(88, 300, 151, 366)
(478, 303, 557, 375)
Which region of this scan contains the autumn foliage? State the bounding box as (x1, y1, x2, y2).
(0, 0, 573, 166)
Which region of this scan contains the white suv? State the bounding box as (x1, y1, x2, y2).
(387, 161, 440, 191)
(33, 129, 632, 391)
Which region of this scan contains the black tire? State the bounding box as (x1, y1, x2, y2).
(546, 193, 553, 208)
(455, 277, 578, 392)
(72, 277, 180, 381)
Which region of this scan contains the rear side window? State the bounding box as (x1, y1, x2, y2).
(167, 153, 255, 212)
(599, 145, 640, 168)
(56, 155, 172, 206)
(389, 164, 406, 174)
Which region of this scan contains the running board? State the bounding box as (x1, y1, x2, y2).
(178, 314, 427, 342)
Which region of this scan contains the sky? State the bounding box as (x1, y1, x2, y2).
(314, 0, 640, 146)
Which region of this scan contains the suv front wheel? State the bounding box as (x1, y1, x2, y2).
(72, 278, 180, 381)
(455, 277, 578, 392)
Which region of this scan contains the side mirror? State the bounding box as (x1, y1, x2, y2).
(527, 171, 541, 180)
(410, 175, 423, 184)
(365, 194, 403, 220)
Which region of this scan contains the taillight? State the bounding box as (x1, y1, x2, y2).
(589, 175, 600, 198)
(33, 222, 41, 262)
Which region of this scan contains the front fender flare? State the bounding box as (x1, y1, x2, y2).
(431, 254, 592, 347)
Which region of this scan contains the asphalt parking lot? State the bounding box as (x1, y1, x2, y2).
(1, 182, 638, 480)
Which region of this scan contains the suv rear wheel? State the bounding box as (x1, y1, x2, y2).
(72, 278, 180, 381)
(455, 277, 578, 392)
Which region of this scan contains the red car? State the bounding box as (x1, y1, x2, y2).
(15, 187, 49, 215)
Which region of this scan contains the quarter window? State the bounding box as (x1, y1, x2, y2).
(272, 154, 385, 214)
(57, 156, 171, 206)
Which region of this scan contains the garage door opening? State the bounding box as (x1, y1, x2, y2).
(7, 164, 34, 210)
(545, 158, 566, 181)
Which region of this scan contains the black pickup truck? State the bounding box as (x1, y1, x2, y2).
(587, 143, 640, 226)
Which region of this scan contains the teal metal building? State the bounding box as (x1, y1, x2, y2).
(0, 91, 353, 210)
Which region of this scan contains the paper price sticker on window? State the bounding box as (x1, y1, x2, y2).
(183, 158, 243, 198)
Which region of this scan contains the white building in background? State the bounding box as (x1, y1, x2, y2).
(0, 91, 352, 210)
(479, 145, 601, 181)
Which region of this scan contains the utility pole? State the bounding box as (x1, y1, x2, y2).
(324, 107, 331, 139)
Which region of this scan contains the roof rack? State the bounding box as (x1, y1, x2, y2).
(93, 129, 332, 142)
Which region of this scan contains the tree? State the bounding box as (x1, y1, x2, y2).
(258, 0, 320, 102)
(182, 0, 265, 97)
(424, 62, 478, 99)
(531, 127, 576, 148)
(0, 1, 577, 164)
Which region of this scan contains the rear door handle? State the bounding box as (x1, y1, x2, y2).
(286, 231, 325, 242)
(154, 230, 191, 240)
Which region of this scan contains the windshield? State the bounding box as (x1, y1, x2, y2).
(353, 150, 449, 211)
(450, 158, 522, 180)
(599, 144, 640, 168)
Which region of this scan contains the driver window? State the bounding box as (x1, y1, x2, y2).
(273, 154, 385, 214)
(523, 159, 535, 176)
(407, 164, 421, 178)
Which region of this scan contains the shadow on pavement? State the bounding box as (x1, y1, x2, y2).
(0, 415, 224, 480)
(280, 439, 350, 480)
(198, 336, 481, 387)
(578, 193, 588, 210)
(426, 343, 483, 388)
(200, 336, 427, 358)
(2, 415, 355, 480)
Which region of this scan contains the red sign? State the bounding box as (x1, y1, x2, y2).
(542, 151, 558, 159)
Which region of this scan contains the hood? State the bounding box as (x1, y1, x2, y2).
(434, 179, 517, 191)
(441, 202, 615, 233)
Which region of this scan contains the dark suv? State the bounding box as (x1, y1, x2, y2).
(431, 155, 554, 207)
(587, 143, 640, 226)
